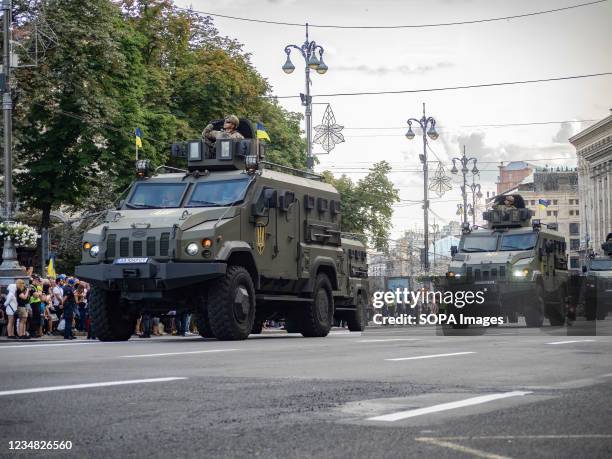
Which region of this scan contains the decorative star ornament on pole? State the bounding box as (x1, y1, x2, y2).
(429, 161, 452, 197)
(313, 104, 345, 153)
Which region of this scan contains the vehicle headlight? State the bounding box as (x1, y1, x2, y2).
(185, 243, 199, 256)
(89, 245, 100, 257)
(513, 269, 529, 278)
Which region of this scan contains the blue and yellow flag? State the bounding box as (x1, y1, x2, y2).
(538, 198, 551, 209)
(135, 127, 143, 148)
(47, 256, 56, 279)
(256, 122, 271, 142)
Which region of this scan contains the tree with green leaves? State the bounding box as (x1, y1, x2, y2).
(323, 161, 399, 251)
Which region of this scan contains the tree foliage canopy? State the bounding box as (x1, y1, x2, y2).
(323, 161, 399, 251)
(12, 0, 306, 224)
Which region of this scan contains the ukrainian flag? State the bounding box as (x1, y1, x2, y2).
(256, 122, 271, 142)
(47, 256, 56, 279)
(538, 198, 551, 209)
(135, 127, 143, 148)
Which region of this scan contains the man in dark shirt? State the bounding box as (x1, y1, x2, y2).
(62, 278, 77, 340)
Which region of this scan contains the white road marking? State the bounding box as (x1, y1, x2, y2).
(120, 349, 239, 358)
(358, 338, 420, 343)
(367, 391, 532, 422)
(546, 340, 596, 345)
(0, 342, 106, 349)
(385, 351, 475, 361)
(423, 435, 612, 440)
(415, 437, 510, 459)
(0, 377, 187, 397)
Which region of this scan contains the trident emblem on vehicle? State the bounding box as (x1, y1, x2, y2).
(255, 222, 266, 255)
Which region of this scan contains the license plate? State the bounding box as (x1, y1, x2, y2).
(114, 257, 149, 264)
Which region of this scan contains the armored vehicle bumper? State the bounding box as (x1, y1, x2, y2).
(443, 279, 536, 314)
(76, 260, 226, 293)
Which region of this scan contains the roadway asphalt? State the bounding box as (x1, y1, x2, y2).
(1, 320, 611, 459)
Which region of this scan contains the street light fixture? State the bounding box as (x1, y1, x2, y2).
(282, 23, 328, 173)
(451, 145, 479, 225)
(468, 177, 482, 226)
(405, 103, 438, 273)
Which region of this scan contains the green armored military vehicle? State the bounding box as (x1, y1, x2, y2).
(75, 119, 369, 341)
(582, 235, 612, 320)
(443, 194, 571, 327)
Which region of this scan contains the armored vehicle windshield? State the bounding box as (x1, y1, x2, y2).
(590, 259, 612, 271)
(186, 178, 251, 207)
(460, 231, 538, 253)
(127, 182, 187, 208)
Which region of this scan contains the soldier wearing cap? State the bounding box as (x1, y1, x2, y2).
(202, 115, 245, 143)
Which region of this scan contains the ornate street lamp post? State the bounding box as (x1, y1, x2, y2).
(451, 146, 479, 226)
(282, 23, 328, 173)
(468, 178, 483, 226)
(405, 103, 438, 272)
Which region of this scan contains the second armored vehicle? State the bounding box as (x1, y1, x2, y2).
(582, 235, 612, 320)
(443, 194, 571, 327)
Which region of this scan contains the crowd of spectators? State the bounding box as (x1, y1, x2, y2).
(0, 274, 93, 340)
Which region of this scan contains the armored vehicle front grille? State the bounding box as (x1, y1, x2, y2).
(474, 269, 481, 280)
(119, 238, 129, 257)
(133, 240, 143, 257)
(466, 267, 472, 277)
(106, 234, 116, 259)
(499, 266, 506, 277)
(491, 268, 497, 278)
(160, 233, 170, 256)
(146, 237, 156, 256)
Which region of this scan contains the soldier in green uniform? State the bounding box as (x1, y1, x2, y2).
(495, 195, 516, 211)
(202, 115, 245, 143)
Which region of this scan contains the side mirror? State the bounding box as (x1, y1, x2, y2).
(450, 245, 458, 257)
(116, 200, 125, 210)
(582, 265, 587, 273)
(264, 188, 277, 208)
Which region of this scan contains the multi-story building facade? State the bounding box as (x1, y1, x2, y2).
(569, 113, 612, 260)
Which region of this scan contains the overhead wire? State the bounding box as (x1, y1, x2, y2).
(174, 1, 605, 29)
(272, 72, 612, 99)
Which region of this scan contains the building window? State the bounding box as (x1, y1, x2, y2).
(575, 199, 579, 205)
(569, 223, 579, 235)
(553, 211, 558, 217)
(569, 210, 573, 216)
(546, 210, 552, 216)
(569, 199, 573, 205)
(553, 199, 558, 205)
(576, 210, 579, 216)
(570, 257, 579, 269)
(570, 239, 580, 250)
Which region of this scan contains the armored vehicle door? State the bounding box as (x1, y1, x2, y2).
(250, 185, 298, 280)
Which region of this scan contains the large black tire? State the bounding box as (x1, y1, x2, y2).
(546, 302, 565, 326)
(194, 293, 215, 338)
(207, 266, 256, 340)
(301, 273, 334, 338)
(347, 294, 368, 332)
(89, 286, 137, 342)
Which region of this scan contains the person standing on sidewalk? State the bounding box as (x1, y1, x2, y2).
(61, 279, 77, 340)
(4, 284, 18, 339)
(15, 279, 31, 339)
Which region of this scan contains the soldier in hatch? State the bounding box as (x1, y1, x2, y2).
(202, 115, 245, 144)
(495, 195, 516, 211)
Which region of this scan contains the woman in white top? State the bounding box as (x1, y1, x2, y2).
(4, 284, 17, 339)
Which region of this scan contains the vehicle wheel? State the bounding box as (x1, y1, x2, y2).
(89, 286, 137, 341)
(525, 294, 544, 328)
(301, 273, 334, 337)
(251, 319, 264, 334)
(546, 302, 565, 326)
(347, 294, 368, 332)
(284, 316, 301, 333)
(194, 293, 215, 338)
(584, 297, 597, 320)
(506, 312, 519, 323)
(207, 266, 256, 341)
